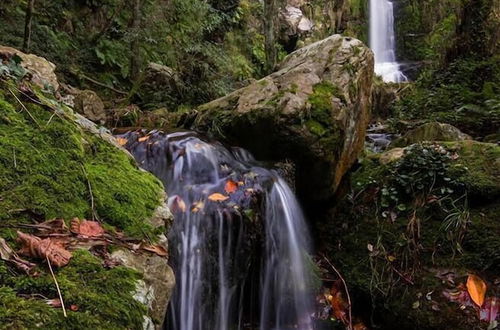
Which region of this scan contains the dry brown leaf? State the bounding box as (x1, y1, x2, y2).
(224, 179, 238, 194)
(138, 135, 150, 142)
(208, 193, 229, 202)
(17, 231, 72, 267)
(70, 218, 104, 237)
(116, 137, 128, 146)
(141, 244, 168, 257)
(169, 196, 186, 213)
(467, 274, 487, 307)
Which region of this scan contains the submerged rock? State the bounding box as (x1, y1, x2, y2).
(391, 122, 472, 147)
(189, 34, 374, 202)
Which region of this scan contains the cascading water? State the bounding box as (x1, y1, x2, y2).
(369, 0, 407, 82)
(119, 130, 314, 330)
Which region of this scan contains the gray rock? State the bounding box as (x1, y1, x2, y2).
(391, 122, 472, 147)
(189, 35, 374, 202)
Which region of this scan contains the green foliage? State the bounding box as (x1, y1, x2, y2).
(0, 79, 163, 238)
(0, 250, 146, 329)
(393, 56, 500, 137)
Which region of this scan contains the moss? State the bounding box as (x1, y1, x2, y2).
(324, 141, 500, 329)
(443, 141, 500, 200)
(0, 250, 146, 329)
(305, 119, 327, 136)
(0, 81, 163, 238)
(308, 82, 340, 125)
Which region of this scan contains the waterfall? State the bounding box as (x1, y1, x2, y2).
(119, 130, 314, 330)
(369, 0, 407, 82)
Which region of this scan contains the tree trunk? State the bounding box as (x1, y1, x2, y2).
(130, 0, 142, 80)
(264, 0, 278, 73)
(23, 0, 35, 53)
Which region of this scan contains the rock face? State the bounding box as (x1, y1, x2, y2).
(137, 63, 180, 108)
(391, 122, 472, 147)
(73, 90, 107, 124)
(0, 46, 59, 91)
(189, 35, 373, 202)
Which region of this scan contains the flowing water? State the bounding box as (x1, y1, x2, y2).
(119, 130, 314, 330)
(369, 0, 407, 82)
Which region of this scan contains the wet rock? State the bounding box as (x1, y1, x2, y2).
(73, 90, 107, 124)
(0, 45, 59, 91)
(111, 248, 175, 330)
(391, 122, 472, 147)
(189, 35, 373, 202)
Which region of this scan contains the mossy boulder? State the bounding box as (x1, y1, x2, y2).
(324, 141, 500, 329)
(188, 35, 373, 203)
(391, 122, 472, 148)
(0, 48, 175, 328)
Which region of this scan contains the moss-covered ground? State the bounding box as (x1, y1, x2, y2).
(0, 75, 164, 328)
(321, 141, 500, 329)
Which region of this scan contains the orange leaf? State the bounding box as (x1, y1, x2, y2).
(208, 193, 229, 202)
(466, 274, 487, 307)
(138, 136, 150, 142)
(224, 179, 238, 194)
(191, 201, 204, 213)
(116, 137, 128, 146)
(70, 218, 104, 237)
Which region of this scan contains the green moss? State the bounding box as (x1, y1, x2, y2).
(308, 82, 340, 125)
(0, 81, 163, 238)
(443, 141, 500, 200)
(305, 119, 327, 136)
(323, 141, 500, 329)
(0, 250, 146, 329)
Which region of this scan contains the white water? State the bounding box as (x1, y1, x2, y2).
(121, 131, 314, 330)
(369, 0, 407, 82)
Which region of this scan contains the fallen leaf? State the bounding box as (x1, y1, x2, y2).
(224, 179, 238, 194)
(467, 274, 487, 307)
(70, 218, 104, 237)
(168, 196, 186, 213)
(208, 193, 229, 202)
(17, 231, 72, 267)
(116, 137, 128, 146)
(138, 136, 150, 142)
(480, 297, 498, 322)
(191, 201, 204, 213)
(141, 244, 168, 257)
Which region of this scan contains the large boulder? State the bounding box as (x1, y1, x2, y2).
(188, 35, 373, 202)
(391, 122, 472, 147)
(0, 45, 59, 91)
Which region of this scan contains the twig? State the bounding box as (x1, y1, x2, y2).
(46, 255, 67, 317)
(321, 253, 353, 330)
(81, 165, 98, 221)
(8, 89, 41, 127)
(78, 73, 128, 95)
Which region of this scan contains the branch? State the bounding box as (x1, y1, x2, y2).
(321, 253, 353, 330)
(46, 255, 67, 317)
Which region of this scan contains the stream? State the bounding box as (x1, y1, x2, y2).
(119, 130, 315, 330)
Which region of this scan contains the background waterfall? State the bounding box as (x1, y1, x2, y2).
(369, 0, 407, 82)
(120, 130, 314, 330)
